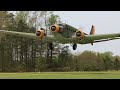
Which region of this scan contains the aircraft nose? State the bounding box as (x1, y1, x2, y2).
(51, 26, 56, 31)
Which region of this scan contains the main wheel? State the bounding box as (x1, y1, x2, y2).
(73, 44, 77, 50)
(49, 43, 54, 50)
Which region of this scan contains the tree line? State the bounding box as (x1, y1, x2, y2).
(0, 11, 120, 72)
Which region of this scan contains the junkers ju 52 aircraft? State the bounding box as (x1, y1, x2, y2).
(0, 23, 120, 50)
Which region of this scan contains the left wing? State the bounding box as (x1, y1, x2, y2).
(0, 30, 56, 43)
(84, 33, 120, 44)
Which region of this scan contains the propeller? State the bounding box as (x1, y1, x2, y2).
(78, 25, 89, 35)
(78, 25, 95, 46)
(76, 31, 82, 37)
(36, 27, 46, 48)
(36, 31, 41, 36)
(78, 24, 89, 32)
(51, 26, 56, 31)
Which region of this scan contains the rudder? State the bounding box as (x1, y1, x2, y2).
(90, 25, 95, 35)
(90, 25, 95, 45)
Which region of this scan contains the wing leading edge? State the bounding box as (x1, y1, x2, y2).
(84, 33, 120, 44)
(1, 30, 120, 45)
(0, 30, 56, 43)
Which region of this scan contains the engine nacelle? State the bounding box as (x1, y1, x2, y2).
(50, 24, 60, 33)
(75, 30, 84, 39)
(36, 30, 45, 39)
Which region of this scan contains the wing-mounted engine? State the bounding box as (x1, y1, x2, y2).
(75, 30, 84, 40)
(71, 30, 85, 50)
(36, 30, 45, 39)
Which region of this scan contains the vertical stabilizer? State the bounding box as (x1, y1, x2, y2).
(90, 25, 95, 35)
(90, 25, 95, 45)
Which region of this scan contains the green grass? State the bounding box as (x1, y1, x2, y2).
(0, 71, 120, 79)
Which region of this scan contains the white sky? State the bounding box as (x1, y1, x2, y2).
(54, 11, 120, 56)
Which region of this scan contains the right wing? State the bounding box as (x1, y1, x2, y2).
(0, 30, 56, 43)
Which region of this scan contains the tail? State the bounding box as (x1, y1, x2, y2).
(90, 25, 95, 45)
(90, 25, 95, 35)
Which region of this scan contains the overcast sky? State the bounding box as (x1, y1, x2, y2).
(54, 11, 120, 56)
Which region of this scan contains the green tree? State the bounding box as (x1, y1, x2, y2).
(35, 57, 46, 72)
(15, 11, 29, 24)
(18, 62, 26, 72)
(100, 52, 114, 70)
(0, 11, 17, 72)
(114, 58, 120, 71)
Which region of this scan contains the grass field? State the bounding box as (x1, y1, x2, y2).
(0, 71, 120, 79)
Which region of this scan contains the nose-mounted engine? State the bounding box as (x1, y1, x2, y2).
(75, 30, 84, 39)
(36, 30, 45, 39)
(50, 24, 64, 33)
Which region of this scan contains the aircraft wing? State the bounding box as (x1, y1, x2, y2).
(84, 33, 120, 44)
(0, 30, 56, 43)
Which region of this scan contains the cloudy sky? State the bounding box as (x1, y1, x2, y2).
(54, 11, 120, 55)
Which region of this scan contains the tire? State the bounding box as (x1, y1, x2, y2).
(73, 44, 77, 50)
(49, 43, 54, 50)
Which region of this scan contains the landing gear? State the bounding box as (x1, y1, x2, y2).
(73, 44, 77, 50)
(49, 43, 54, 50)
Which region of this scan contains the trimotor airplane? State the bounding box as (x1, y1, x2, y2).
(0, 23, 120, 50)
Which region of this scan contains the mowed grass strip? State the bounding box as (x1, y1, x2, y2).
(0, 71, 120, 79)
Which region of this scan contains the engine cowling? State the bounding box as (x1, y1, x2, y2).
(75, 30, 84, 39)
(36, 30, 45, 39)
(50, 24, 60, 33)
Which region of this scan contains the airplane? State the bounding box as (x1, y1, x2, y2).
(0, 23, 120, 50)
